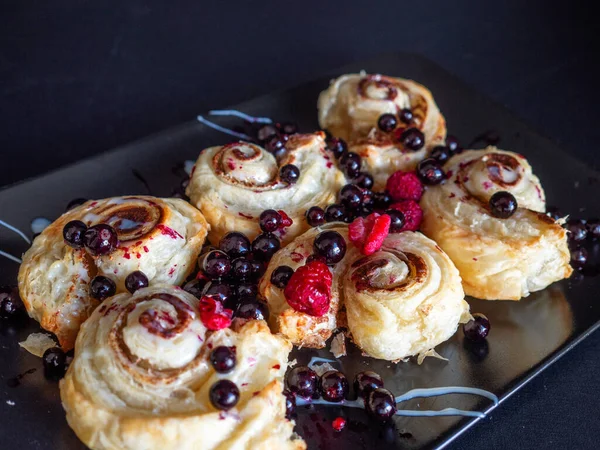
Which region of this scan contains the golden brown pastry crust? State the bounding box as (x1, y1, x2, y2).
(60, 285, 304, 450)
(420, 147, 572, 300)
(318, 73, 446, 189)
(18, 196, 208, 349)
(186, 133, 346, 246)
(260, 224, 469, 360)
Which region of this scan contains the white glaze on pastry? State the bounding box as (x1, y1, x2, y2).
(60, 285, 304, 450)
(18, 196, 208, 349)
(186, 133, 346, 245)
(260, 224, 469, 360)
(420, 147, 572, 300)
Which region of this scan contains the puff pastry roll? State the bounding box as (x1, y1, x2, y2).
(186, 132, 346, 245)
(60, 285, 303, 450)
(18, 196, 208, 349)
(260, 224, 469, 361)
(420, 147, 572, 300)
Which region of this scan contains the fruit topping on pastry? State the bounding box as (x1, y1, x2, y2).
(377, 113, 397, 132)
(210, 345, 237, 373)
(389, 200, 423, 232)
(62, 220, 87, 248)
(124, 270, 149, 293)
(306, 206, 326, 227)
(89, 276, 116, 300)
(209, 379, 240, 410)
(385, 170, 423, 201)
(83, 224, 119, 255)
(416, 158, 446, 185)
(348, 213, 391, 255)
(397, 127, 425, 151)
(284, 260, 332, 316)
(280, 164, 300, 184)
(219, 231, 252, 258)
(313, 230, 347, 264)
(271, 265, 295, 288)
(326, 137, 348, 159)
(199, 296, 233, 330)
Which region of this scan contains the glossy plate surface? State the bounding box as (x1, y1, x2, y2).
(1, 53, 598, 449)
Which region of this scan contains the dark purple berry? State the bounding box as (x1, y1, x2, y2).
(386, 210, 406, 233)
(399, 128, 425, 151)
(125, 271, 149, 293)
(90, 276, 116, 300)
(365, 388, 396, 420)
(209, 379, 240, 410)
(340, 184, 364, 209)
(43, 347, 67, 380)
(319, 370, 349, 402)
(398, 108, 413, 124)
(324, 204, 347, 223)
(271, 266, 294, 288)
(203, 250, 231, 279)
(354, 172, 374, 190)
(231, 257, 252, 279)
(252, 233, 281, 261)
(430, 145, 451, 165)
(66, 198, 88, 211)
(587, 219, 600, 239)
(84, 224, 119, 256)
(210, 346, 236, 373)
(259, 209, 282, 232)
(570, 247, 588, 268)
(183, 278, 208, 298)
(446, 135, 461, 154)
(233, 283, 258, 299)
(265, 136, 285, 154)
(378, 114, 397, 132)
(257, 124, 279, 142)
(489, 191, 517, 218)
(286, 366, 318, 399)
(416, 158, 445, 185)
(354, 371, 384, 398)
(202, 280, 233, 304)
(280, 164, 300, 184)
(463, 313, 491, 342)
(280, 122, 298, 135)
(234, 297, 269, 321)
(566, 219, 588, 242)
(250, 259, 266, 280)
(327, 138, 347, 159)
(340, 152, 361, 178)
(63, 220, 87, 248)
(0, 286, 25, 319)
(306, 206, 326, 227)
(314, 230, 347, 264)
(283, 389, 296, 418)
(219, 232, 251, 259)
(373, 191, 392, 210)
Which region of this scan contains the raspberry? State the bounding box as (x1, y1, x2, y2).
(385, 171, 423, 202)
(284, 260, 332, 317)
(389, 200, 423, 231)
(332, 416, 346, 432)
(277, 210, 293, 228)
(349, 213, 391, 255)
(199, 296, 233, 330)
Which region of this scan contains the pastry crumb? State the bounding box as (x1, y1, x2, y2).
(6, 400, 15, 406)
(330, 332, 347, 358)
(19, 333, 57, 357)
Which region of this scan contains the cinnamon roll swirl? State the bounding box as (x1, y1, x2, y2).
(18, 196, 208, 349)
(420, 147, 572, 300)
(60, 285, 303, 450)
(260, 224, 469, 361)
(186, 132, 346, 245)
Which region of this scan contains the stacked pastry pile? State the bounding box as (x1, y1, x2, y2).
(11, 72, 572, 450)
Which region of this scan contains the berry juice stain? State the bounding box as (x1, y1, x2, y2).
(7, 368, 37, 387)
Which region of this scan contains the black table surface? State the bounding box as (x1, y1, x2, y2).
(1, 1, 598, 449)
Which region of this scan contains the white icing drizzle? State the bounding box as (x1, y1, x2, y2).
(197, 115, 252, 140)
(0, 219, 31, 244)
(307, 356, 338, 368)
(296, 385, 498, 419)
(0, 250, 21, 264)
(208, 109, 272, 124)
(31, 217, 51, 235)
(184, 160, 195, 176)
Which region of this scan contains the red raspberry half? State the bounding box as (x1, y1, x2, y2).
(277, 210, 293, 228)
(389, 200, 423, 231)
(386, 171, 423, 202)
(349, 213, 391, 255)
(199, 296, 233, 330)
(284, 260, 332, 317)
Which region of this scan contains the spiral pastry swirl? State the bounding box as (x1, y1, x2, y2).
(260, 224, 469, 361)
(60, 285, 303, 450)
(420, 147, 572, 300)
(186, 133, 346, 245)
(18, 196, 208, 349)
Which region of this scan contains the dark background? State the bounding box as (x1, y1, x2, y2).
(1, 1, 598, 449)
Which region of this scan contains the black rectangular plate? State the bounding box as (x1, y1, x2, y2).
(1, 53, 598, 450)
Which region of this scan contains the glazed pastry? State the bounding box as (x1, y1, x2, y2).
(18, 196, 208, 349)
(260, 224, 469, 360)
(186, 132, 346, 245)
(60, 285, 303, 450)
(420, 147, 572, 300)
